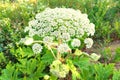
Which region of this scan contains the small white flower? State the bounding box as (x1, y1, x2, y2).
(29, 29, 37, 37)
(59, 26, 67, 33)
(24, 37, 34, 45)
(32, 43, 43, 54)
(71, 39, 81, 47)
(43, 36, 53, 43)
(36, 29, 43, 36)
(51, 30, 61, 38)
(57, 43, 70, 53)
(76, 28, 84, 37)
(28, 19, 38, 27)
(74, 22, 79, 27)
(68, 28, 75, 36)
(19, 38, 26, 43)
(84, 38, 93, 48)
(57, 19, 63, 24)
(35, 13, 41, 20)
(89, 23, 95, 36)
(24, 26, 30, 32)
(44, 27, 53, 33)
(61, 33, 70, 42)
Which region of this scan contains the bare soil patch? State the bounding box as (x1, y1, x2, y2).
(85, 40, 120, 69)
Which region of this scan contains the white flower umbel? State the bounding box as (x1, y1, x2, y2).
(57, 43, 70, 53)
(76, 28, 84, 38)
(24, 26, 30, 32)
(51, 30, 61, 38)
(61, 33, 70, 42)
(28, 19, 38, 27)
(84, 38, 93, 48)
(32, 43, 43, 54)
(71, 39, 81, 47)
(25, 8, 95, 44)
(86, 23, 95, 36)
(50, 60, 69, 78)
(28, 29, 37, 37)
(43, 36, 53, 44)
(68, 28, 75, 36)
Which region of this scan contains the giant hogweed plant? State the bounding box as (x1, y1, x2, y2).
(22, 7, 98, 79)
(0, 8, 101, 80)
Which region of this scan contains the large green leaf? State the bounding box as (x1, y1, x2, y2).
(67, 59, 81, 80)
(94, 63, 114, 80)
(41, 49, 55, 65)
(114, 47, 120, 62)
(0, 63, 19, 80)
(12, 47, 34, 58)
(73, 56, 95, 80)
(112, 70, 120, 80)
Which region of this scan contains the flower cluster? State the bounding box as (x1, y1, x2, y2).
(71, 38, 81, 48)
(84, 38, 93, 48)
(57, 43, 71, 53)
(25, 8, 95, 38)
(50, 60, 69, 78)
(24, 7, 95, 54)
(20, 8, 96, 79)
(32, 43, 43, 54)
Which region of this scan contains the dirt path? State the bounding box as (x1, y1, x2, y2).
(108, 40, 120, 70)
(85, 40, 120, 69)
(106, 40, 120, 52)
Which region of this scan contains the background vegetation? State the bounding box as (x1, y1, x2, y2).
(0, 0, 120, 80)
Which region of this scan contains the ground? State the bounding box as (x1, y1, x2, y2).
(85, 40, 120, 70)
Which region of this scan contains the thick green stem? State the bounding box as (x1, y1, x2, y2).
(47, 45, 57, 59)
